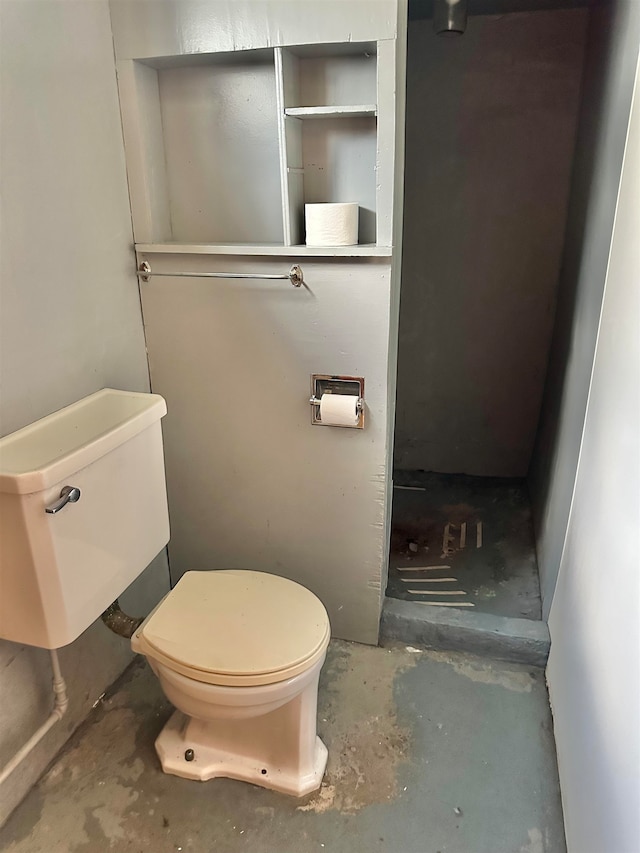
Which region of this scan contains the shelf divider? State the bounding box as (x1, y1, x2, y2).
(275, 48, 304, 246)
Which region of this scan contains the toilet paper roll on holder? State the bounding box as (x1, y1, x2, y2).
(309, 374, 365, 429)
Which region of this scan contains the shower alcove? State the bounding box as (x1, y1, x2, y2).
(388, 4, 591, 626)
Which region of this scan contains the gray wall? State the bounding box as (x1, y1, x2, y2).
(547, 51, 639, 851)
(109, 0, 406, 646)
(0, 0, 169, 825)
(395, 9, 587, 477)
(528, 0, 640, 616)
(139, 256, 394, 646)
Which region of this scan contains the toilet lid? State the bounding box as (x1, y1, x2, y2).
(138, 570, 331, 686)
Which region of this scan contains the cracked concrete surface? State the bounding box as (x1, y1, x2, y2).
(0, 641, 565, 853)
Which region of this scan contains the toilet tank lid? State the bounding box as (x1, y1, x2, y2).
(0, 389, 167, 494)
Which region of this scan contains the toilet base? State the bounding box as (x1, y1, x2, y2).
(155, 710, 328, 797)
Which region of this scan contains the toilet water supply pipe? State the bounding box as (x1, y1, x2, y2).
(100, 599, 143, 639)
(0, 600, 140, 785)
(0, 650, 69, 786)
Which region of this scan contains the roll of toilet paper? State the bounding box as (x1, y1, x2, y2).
(305, 203, 359, 247)
(320, 394, 360, 427)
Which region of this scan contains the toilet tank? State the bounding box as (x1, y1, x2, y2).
(0, 389, 170, 649)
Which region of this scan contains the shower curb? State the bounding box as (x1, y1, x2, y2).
(380, 597, 550, 667)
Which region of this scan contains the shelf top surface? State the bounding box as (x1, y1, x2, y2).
(135, 242, 392, 258)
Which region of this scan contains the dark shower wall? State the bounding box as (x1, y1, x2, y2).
(529, 0, 640, 615)
(394, 8, 588, 477)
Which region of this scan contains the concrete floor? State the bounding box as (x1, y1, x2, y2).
(0, 641, 565, 853)
(389, 473, 542, 619)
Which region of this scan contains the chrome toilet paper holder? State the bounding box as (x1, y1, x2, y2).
(309, 374, 365, 429)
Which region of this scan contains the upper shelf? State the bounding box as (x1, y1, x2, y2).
(135, 243, 392, 257)
(285, 105, 377, 119)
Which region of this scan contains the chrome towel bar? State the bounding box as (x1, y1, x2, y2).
(137, 260, 304, 287)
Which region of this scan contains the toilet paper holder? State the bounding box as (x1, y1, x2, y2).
(309, 375, 365, 429)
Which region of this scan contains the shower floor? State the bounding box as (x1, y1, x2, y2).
(387, 472, 542, 620)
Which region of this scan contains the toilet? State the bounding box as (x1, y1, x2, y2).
(0, 388, 330, 797)
(132, 569, 331, 795)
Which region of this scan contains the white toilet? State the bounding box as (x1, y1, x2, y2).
(0, 389, 330, 797)
(132, 569, 330, 795)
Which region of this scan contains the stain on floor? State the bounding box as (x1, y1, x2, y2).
(0, 641, 565, 853)
(299, 644, 415, 815)
(389, 472, 542, 620)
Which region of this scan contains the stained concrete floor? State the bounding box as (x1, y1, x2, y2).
(389, 473, 542, 620)
(0, 641, 565, 853)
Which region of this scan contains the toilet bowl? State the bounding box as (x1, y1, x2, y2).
(132, 569, 331, 796)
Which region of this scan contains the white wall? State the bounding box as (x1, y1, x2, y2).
(529, 0, 640, 615)
(0, 0, 169, 825)
(395, 9, 587, 477)
(547, 54, 640, 853)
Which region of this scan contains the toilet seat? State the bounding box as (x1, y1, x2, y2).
(133, 570, 331, 687)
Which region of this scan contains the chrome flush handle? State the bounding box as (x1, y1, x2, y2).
(45, 485, 81, 514)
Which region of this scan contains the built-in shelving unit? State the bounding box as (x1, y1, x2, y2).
(117, 41, 390, 258)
